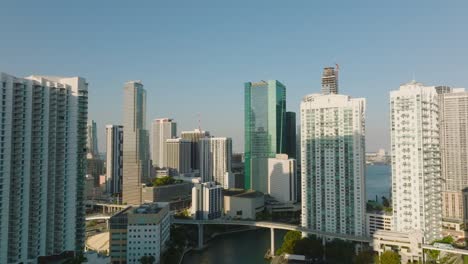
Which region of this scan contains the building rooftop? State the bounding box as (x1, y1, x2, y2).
(111, 203, 168, 218)
(132, 204, 163, 214)
(223, 189, 264, 198)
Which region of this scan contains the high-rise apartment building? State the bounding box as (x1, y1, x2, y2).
(151, 118, 177, 169)
(199, 137, 233, 187)
(244, 80, 286, 192)
(268, 154, 297, 203)
(122, 81, 150, 205)
(181, 129, 210, 171)
(106, 125, 124, 195)
(437, 88, 468, 222)
(86, 119, 99, 158)
(191, 182, 223, 220)
(0, 73, 88, 263)
(166, 138, 191, 176)
(390, 80, 442, 242)
(321, 66, 339, 95)
(301, 90, 366, 236)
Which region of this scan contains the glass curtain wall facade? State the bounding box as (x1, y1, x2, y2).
(244, 80, 286, 192)
(285, 111, 296, 159)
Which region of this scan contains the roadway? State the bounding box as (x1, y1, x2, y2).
(86, 214, 111, 221)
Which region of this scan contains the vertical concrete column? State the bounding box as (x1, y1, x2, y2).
(198, 224, 204, 249)
(322, 236, 327, 261)
(270, 228, 275, 257)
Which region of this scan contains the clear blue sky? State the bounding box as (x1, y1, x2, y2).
(1, 0, 467, 152)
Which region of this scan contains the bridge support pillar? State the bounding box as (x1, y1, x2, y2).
(270, 228, 275, 257)
(197, 224, 204, 249)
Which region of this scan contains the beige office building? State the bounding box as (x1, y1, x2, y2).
(438, 88, 468, 223)
(166, 138, 191, 176)
(122, 81, 150, 205)
(151, 118, 177, 169)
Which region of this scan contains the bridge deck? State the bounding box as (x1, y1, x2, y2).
(172, 218, 372, 243)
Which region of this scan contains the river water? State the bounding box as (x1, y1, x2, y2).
(182, 165, 391, 264)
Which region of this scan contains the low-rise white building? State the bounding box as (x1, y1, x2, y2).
(191, 182, 223, 220)
(373, 230, 423, 264)
(109, 203, 170, 264)
(366, 212, 393, 236)
(223, 189, 265, 220)
(268, 154, 297, 203)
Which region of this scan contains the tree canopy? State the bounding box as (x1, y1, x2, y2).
(325, 239, 355, 263)
(276, 231, 301, 255)
(375, 251, 400, 264)
(354, 250, 374, 264)
(152, 176, 176, 186)
(293, 237, 323, 259)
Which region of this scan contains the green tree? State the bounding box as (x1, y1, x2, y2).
(140, 255, 155, 264)
(436, 236, 454, 244)
(325, 239, 354, 263)
(381, 196, 390, 207)
(425, 249, 440, 263)
(354, 250, 374, 264)
(293, 237, 323, 259)
(439, 253, 460, 264)
(276, 231, 301, 255)
(152, 176, 175, 186)
(376, 251, 400, 264)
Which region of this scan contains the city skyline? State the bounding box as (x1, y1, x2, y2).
(2, 2, 468, 263)
(2, 2, 467, 153)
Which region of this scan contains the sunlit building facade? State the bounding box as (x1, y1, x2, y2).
(122, 81, 150, 205)
(301, 92, 366, 236)
(390, 81, 442, 242)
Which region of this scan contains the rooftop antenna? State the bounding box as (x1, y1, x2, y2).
(198, 112, 201, 131)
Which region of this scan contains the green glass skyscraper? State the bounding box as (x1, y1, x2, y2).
(244, 80, 286, 192)
(284, 111, 296, 159)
